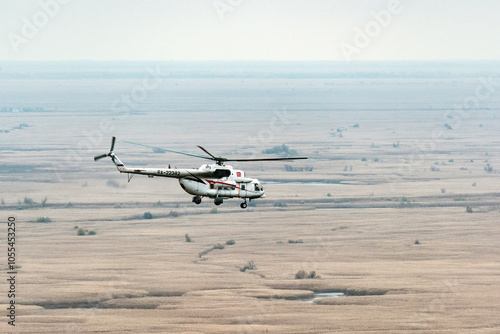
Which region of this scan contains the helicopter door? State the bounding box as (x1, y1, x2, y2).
(239, 183, 247, 198)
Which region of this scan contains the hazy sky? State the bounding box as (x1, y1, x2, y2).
(1, 0, 500, 61)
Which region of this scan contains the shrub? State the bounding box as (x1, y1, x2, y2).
(288, 239, 304, 244)
(185, 234, 192, 243)
(24, 197, 35, 206)
(414, 239, 420, 245)
(466, 205, 473, 213)
(73, 225, 79, 229)
(262, 144, 297, 156)
(168, 211, 179, 217)
(41, 196, 48, 207)
(210, 207, 218, 214)
(295, 270, 307, 279)
(361, 157, 367, 162)
(36, 217, 51, 223)
(225, 239, 235, 245)
(213, 243, 225, 250)
(77, 228, 86, 236)
(295, 270, 320, 279)
(143, 212, 153, 219)
(88, 230, 96, 235)
(240, 261, 256, 272)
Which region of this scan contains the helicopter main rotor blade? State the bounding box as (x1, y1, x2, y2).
(123, 140, 213, 160)
(227, 157, 308, 162)
(197, 145, 219, 160)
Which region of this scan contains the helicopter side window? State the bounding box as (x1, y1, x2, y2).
(210, 184, 214, 190)
(241, 184, 245, 191)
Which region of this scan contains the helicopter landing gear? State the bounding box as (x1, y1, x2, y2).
(192, 196, 202, 205)
(240, 200, 248, 209)
(214, 197, 223, 206)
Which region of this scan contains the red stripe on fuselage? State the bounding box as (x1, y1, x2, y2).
(204, 179, 257, 194)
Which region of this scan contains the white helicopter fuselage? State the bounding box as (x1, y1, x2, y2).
(112, 154, 264, 205)
(94, 137, 305, 208)
(178, 164, 264, 200)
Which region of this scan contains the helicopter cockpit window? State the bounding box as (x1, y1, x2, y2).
(254, 184, 260, 191)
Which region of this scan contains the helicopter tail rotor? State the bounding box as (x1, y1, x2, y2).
(94, 136, 116, 161)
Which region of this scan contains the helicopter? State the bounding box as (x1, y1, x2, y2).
(94, 137, 307, 209)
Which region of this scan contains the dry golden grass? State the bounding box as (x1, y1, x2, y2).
(1, 76, 500, 333)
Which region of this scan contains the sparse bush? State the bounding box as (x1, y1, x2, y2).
(361, 157, 367, 162)
(274, 202, 287, 207)
(414, 239, 420, 245)
(327, 193, 332, 197)
(153, 201, 164, 207)
(484, 163, 494, 173)
(65, 202, 74, 208)
(295, 270, 320, 279)
(77, 228, 86, 236)
(143, 212, 153, 219)
(441, 188, 446, 194)
(24, 197, 35, 206)
(198, 243, 226, 258)
(88, 230, 96, 236)
(240, 261, 256, 272)
(210, 207, 218, 214)
(185, 233, 192, 243)
(35, 217, 51, 223)
(295, 270, 307, 279)
(262, 144, 298, 157)
(73, 225, 79, 229)
(41, 196, 48, 207)
(225, 239, 235, 245)
(168, 211, 179, 217)
(288, 239, 304, 244)
(400, 197, 410, 206)
(466, 205, 473, 213)
(284, 165, 314, 172)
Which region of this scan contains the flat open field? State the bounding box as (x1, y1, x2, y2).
(1, 62, 499, 333)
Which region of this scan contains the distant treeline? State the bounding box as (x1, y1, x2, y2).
(1, 107, 45, 113)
